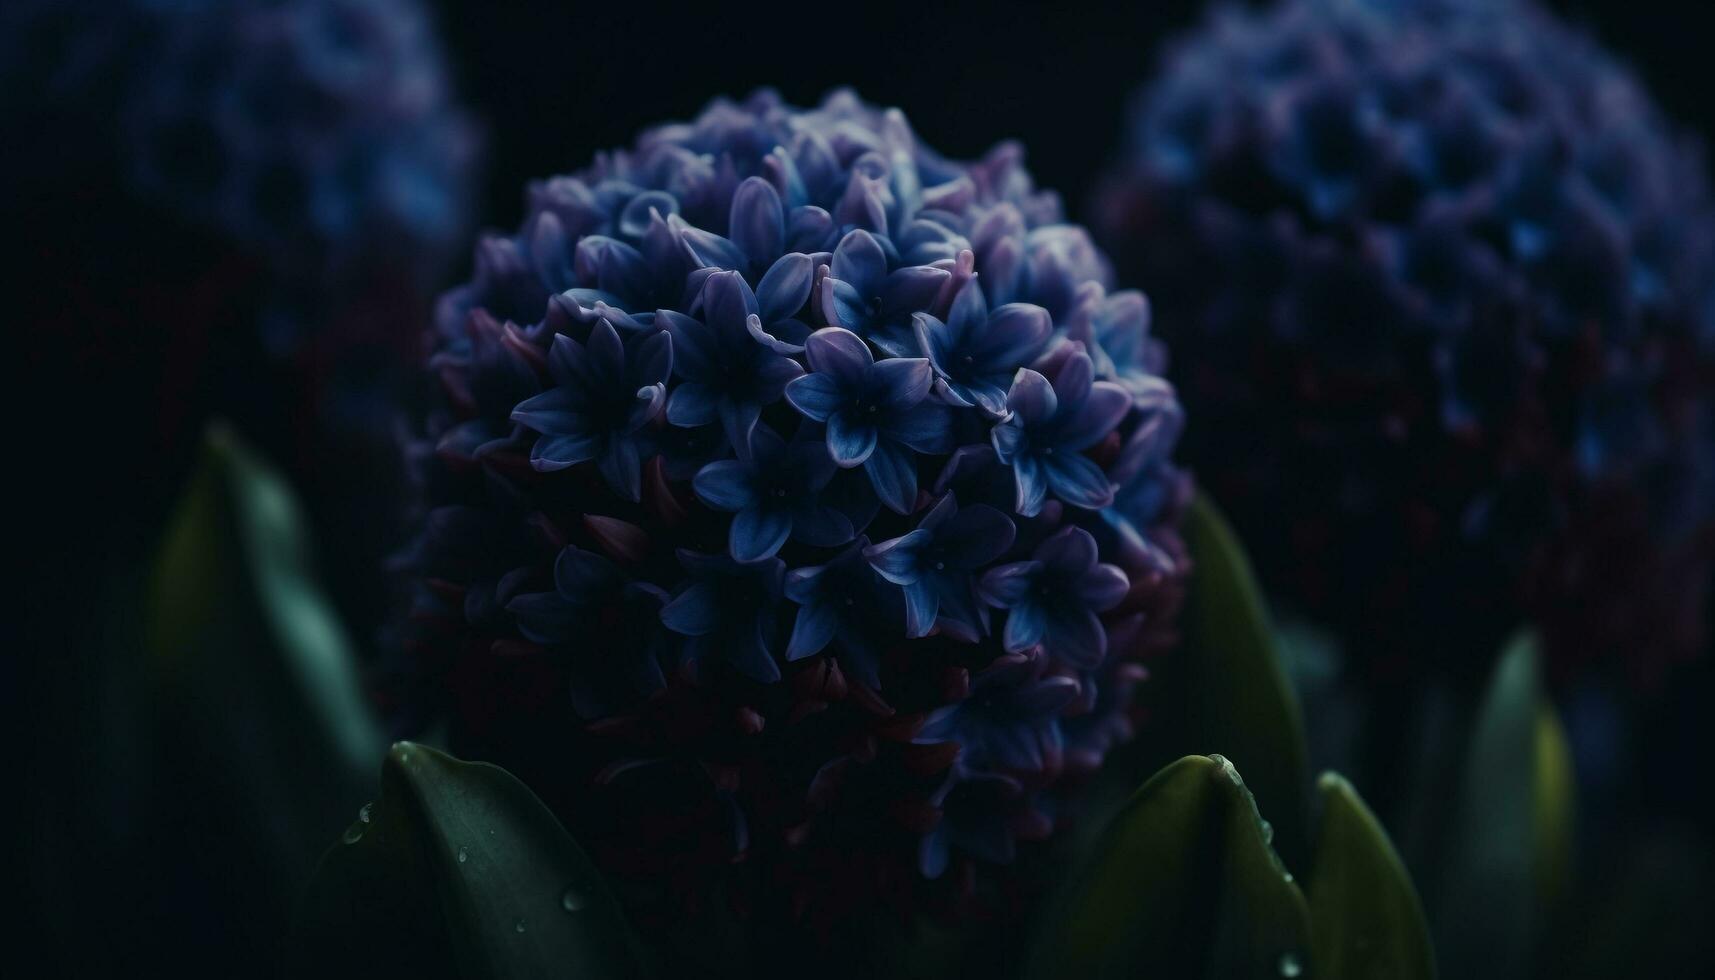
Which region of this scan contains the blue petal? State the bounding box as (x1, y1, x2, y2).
(678, 224, 748, 272)
(972, 303, 1051, 369)
(1050, 348, 1095, 406)
(865, 439, 919, 514)
(1006, 368, 1057, 423)
(884, 402, 955, 454)
(729, 176, 785, 270)
(1012, 455, 1048, 517)
(700, 269, 759, 335)
(939, 504, 1018, 567)
(661, 582, 721, 636)
(598, 436, 643, 502)
(719, 399, 762, 459)
(1077, 563, 1131, 611)
(831, 228, 888, 294)
(902, 579, 941, 638)
(731, 506, 793, 563)
(729, 619, 782, 683)
(1061, 382, 1133, 451)
(784, 372, 844, 422)
(864, 528, 931, 584)
(532, 432, 602, 470)
(546, 331, 599, 392)
(1002, 600, 1047, 653)
(556, 546, 622, 594)
(756, 252, 815, 324)
(920, 828, 950, 880)
(1036, 525, 1099, 576)
(1042, 606, 1106, 669)
(827, 411, 879, 467)
(873, 357, 934, 409)
(1018, 676, 1083, 717)
(792, 504, 856, 548)
(1044, 453, 1116, 510)
(978, 561, 1042, 608)
(805, 326, 874, 384)
(786, 600, 839, 661)
(783, 564, 827, 605)
(659, 310, 714, 379)
(627, 327, 674, 387)
(693, 460, 757, 512)
(667, 382, 719, 427)
(511, 387, 582, 435)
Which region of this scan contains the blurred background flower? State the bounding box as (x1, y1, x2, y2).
(1096, 0, 1713, 692)
(385, 88, 1189, 974)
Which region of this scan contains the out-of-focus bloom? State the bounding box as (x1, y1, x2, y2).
(388, 89, 1190, 959)
(122, 0, 479, 294)
(1097, 0, 1714, 685)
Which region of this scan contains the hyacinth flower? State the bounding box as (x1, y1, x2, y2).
(658, 550, 787, 683)
(782, 538, 902, 688)
(979, 526, 1131, 669)
(1096, 0, 1714, 684)
(918, 770, 1050, 880)
(692, 424, 856, 562)
(663, 270, 804, 456)
(991, 347, 1131, 517)
(510, 319, 671, 501)
(915, 652, 1081, 774)
(914, 280, 1053, 416)
(507, 546, 671, 715)
(864, 493, 1017, 641)
(785, 326, 954, 512)
(818, 228, 952, 356)
(388, 90, 1190, 957)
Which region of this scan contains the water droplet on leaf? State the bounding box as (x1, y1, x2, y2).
(457, 847, 468, 864)
(561, 887, 585, 912)
(1278, 952, 1303, 977)
(341, 824, 363, 844)
(514, 919, 526, 934)
(358, 802, 373, 824)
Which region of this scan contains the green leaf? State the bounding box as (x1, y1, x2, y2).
(142, 422, 385, 926)
(293, 742, 648, 980)
(1025, 754, 1313, 980)
(1180, 492, 1312, 869)
(1308, 773, 1436, 980)
(1434, 631, 1575, 978)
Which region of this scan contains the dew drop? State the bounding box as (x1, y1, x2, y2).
(358, 802, 373, 824)
(1261, 819, 1275, 845)
(341, 824, 364, 844)
(514, 918, 527, 934)
(561, 887, 586, 912)
(1278, 952, 1303, 977)
(1282, 871, 1294, 884)
(457, 847, 468, 864)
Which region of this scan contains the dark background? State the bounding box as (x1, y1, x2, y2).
(11, 0, 1712, 975)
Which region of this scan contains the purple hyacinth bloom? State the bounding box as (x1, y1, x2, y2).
(389, 90, 1191, 944)
(818, 228, 951, 356)
(918, 771, 1048, 879)
(785, 326, 954, 513)
(979, 526, 1131, 669)
(1098, 0, 1715, 683)
(693, 424, 860, 563)
(915, 653, 1080, 773)
(783, 537, 902, 688)
(663, 270, 804, 458)
(510, 318, 671, 501)
(507, 546, 672, 713)
(914, 280, 1052, 417)
(659, 549, 786, 683)
(990, 346, 1130, 517)
(864, 493, 1017, 641)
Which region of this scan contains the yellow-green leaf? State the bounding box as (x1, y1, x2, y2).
(1308, 772, 1436, 980)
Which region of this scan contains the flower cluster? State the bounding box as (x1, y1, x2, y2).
(1097, 0, 1714, 684)
(388, 90, 1189, 946)
(120, 0, 478, 291)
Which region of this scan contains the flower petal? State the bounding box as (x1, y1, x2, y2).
(532, 432, 602, 469)
(865, 439, 919, 514)
(785, 372, 844, 422)
(731, 506, 793, 563)
(660, 582, 721, 636)
(1002, 600, 1047, 653)
(804, 326, 874, 383)
(873, 357, 934, 409)
(1006, 368, 1058, 423)
(1044, 453, 1116, 510)
(864, 528, 932, 585)
(729, 176, 785, 270)
(1012, 455, 1047, 517)
(597, 436, 643, 502)
(1036, 525, 1099, 576)
(692, 460, 756, 512)
(787, 600, 840, 661)
(978, 561, 1042, 608)
(756, 252, 815, 324)
(831, 228, 887, 294)
(827, 410, 879, 467)
(1042, 605, 1106, 669)
(1077, 563, 1131, 611)
(940, 503, 1019, 567)
(902, 579, 941, 638)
